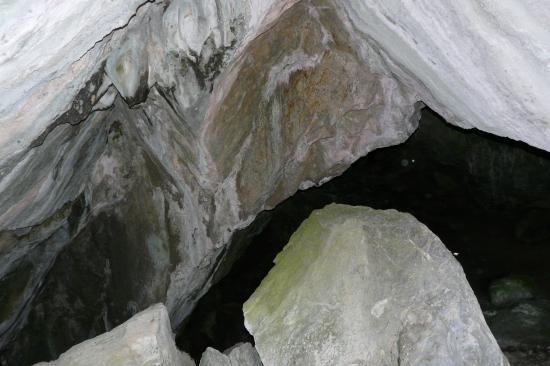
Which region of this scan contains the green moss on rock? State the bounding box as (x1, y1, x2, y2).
(243, 204, 508, 366)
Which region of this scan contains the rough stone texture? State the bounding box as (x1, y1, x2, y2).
(34, 303, 195, 366)
(0, 0, 295, 169)
(199, 343, 262, 366)
(5, 1, 549, 160)
(0, 0, 147, 165)
(336, 1, 550, 152)
(0, 1, 419, 363)
(244, 204, 509, 366)
(3, 0, 549, 363)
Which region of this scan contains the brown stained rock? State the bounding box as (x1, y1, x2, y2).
(204, 1, 419, 218)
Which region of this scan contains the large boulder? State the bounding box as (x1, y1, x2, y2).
(35, 304, 195, 366)
(244, 204, 509, 366)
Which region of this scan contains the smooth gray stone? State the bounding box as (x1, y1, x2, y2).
(5, 0, 550, 362)
(0, 2, 420, 360)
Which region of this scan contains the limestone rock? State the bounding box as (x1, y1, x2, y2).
(199, 343, 262, 366)
(3, 0, 550, 362)
(337, 1, 550, 152)
(244, 204, 509, 366)
(0, 2, 419, 363)
(34, 303, 195, 366)
(4, 0, 549, 164)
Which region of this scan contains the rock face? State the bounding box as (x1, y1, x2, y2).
(1, 0, 549, 363)
(244, 204, 509, 366)
(199, 343, 262, 366)
(0, 1, 419, 363)
(34, 303, 195, 366)
(3, 0, 549, 164)
(336, 1, 550, 152)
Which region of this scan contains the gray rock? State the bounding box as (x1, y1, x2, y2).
(0, 2, 420, 362)
(337, 1, 550, 152)
(34, 303, 195, 366)
(199, 343, 262, 366)
(5, 0, 550, 362)
(244, 204, 509, 366)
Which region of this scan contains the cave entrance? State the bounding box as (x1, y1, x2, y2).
(176, 108, 550, 364)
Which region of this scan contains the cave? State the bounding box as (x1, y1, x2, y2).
(177, 109, 550, 365)
(2, 1, 550, 365)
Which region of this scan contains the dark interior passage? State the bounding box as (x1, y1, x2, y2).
(177, 108, 550, 364)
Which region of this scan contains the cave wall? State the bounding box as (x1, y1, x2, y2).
(0, 1, 420, 363)
(1, 0, 549, 363)
(336, 1, 550, 151)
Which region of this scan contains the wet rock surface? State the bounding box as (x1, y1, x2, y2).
(487, 300, 550, 348)
(2, 0, 550, 364)
(244, 204, 508, 366)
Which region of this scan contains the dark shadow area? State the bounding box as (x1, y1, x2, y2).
(177, 108, 550, 364)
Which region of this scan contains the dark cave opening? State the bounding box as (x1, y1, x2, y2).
(176, 108, 550, 363)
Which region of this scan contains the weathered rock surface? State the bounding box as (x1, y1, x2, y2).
(244, 204, 509, 366)
(2, 0, 549, 363)
(0, 1, 420, 363)
(34, 303, 195, 366)
(199, 343, 262, 366)
(337, 1, 550, 152)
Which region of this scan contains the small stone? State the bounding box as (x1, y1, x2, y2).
(199, 343, 262, 366)
(489, 276, 537, 307)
